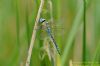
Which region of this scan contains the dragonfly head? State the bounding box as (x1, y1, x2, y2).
(39, 18, 46, 23)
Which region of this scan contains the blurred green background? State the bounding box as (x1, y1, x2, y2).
(0, 0, 100, 66)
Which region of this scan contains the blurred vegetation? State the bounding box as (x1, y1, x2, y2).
(0, 0, 100, 66)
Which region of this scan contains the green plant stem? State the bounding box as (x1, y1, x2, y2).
(83, 0, 86, 63)
(15, 0, 20, 65)
(25, 0, 30, 45)
(61, 5, 84, 66)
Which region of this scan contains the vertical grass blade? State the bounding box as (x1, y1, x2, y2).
(61, 4, 84, 66)
(82, 0, 86, 63)
(92, 0, 100, 65)
(25, 0, 30, 45)
(15, 0, 20, 65)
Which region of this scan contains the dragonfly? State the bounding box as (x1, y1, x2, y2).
(39, 18, 61, 55)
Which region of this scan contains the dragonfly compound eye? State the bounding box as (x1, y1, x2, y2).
(39, 18, 46, 23)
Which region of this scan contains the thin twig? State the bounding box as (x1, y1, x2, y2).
(25, 0, 44, 66)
